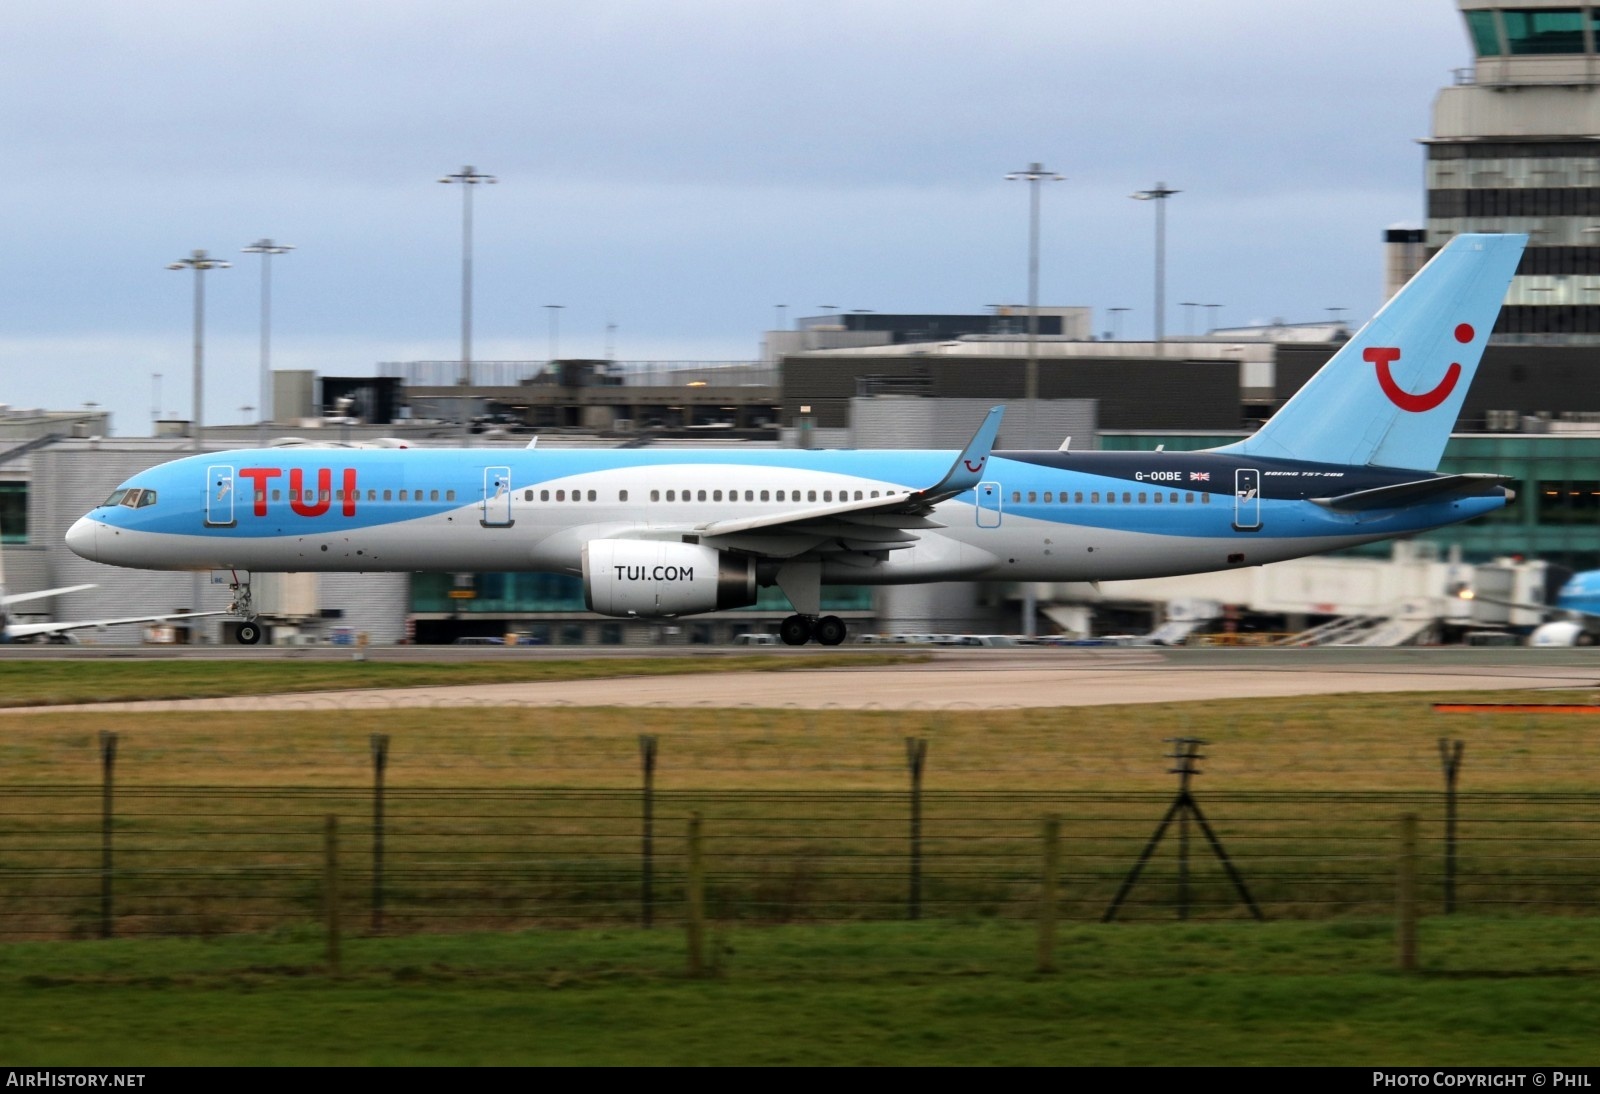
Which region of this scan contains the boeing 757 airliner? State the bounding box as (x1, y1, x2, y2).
(67, 233, 1526, 646)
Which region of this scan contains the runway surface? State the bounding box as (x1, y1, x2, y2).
(9, 648, 1600, 712)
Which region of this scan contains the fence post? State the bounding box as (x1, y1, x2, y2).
(99, 731, 116, 940)
(1397, 812, 1419, 973)
(1038, 813, 1061, 974)
(371, 733, 388, 934)
(325, 814, 341, 975)
(686, 811, 705, 977)
(1438, 738, 1464, 915)
(906, 737, 927, 921)
(641, 735, 658, 929)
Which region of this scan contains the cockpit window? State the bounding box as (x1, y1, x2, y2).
(121, 490, 143, 508)
(101, 489, 129, 507)
(136, 491, 157, 508)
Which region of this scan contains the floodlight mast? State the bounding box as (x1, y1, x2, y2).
(1131, 183, 1180, 351)
(242, 239, 294, 446)
(440, 165, 497, 442)
(165, 249, 231, 452)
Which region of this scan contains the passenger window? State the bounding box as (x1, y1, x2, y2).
(382, 490, 391, 501)
(745, 490, 754, 501)
(273, 490, 282, 502)
(1090, 492, 1099, 503)
(541, 490, 550, 502)
(808, 490, 817, 502)
(255, 491, 267, 505)
(1012, 491, 1021, 503)
(1185, 492, 1194, 503)
(431, 490, 439, 502)
(1028, 492, 1037, 503)
(320, 490, 330, 503)
(698, 490, 707, 502)
(399, 490, 408, 501)
(1106, 492, 1115, 504)
(824, 490, 832, 502)
(573, 492, 581, 502)
(367, 490, 376, 502)
(760, 490, 770, 502)
(446, 491, 456, 501)
(1123, 492, 1131, 503)
(713, 490, 723, 502)
(1170, 492, 1178, 503)
(620, 490, 629, 502)
(1138, 492, 1146, 504)
(871, 490, 879, 498)
(650, 490, 659, 502)
(556, 490, 565, 501)
(667, 490, 675, 502)
(1044, 492, 1052, 503)
(776, 490, 785, 502)
(1153, 492, 1162, 504)
(1074, 492, 1083, 504)
(1202, 493, 1210, 504)
(524, 490, 533, 502)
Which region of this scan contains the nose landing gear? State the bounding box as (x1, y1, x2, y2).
(226, 570, 260, 646)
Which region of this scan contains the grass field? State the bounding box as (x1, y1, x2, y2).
(2, 663, 1600, 1064)
(2, 918, 1598, 1065)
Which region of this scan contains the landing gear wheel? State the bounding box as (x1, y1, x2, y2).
(779, 614, 814, 646)
(236, 621, 262, 646)
(814, 615, 847, 647)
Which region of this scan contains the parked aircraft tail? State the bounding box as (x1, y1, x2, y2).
(1211, 232, 1526, 472)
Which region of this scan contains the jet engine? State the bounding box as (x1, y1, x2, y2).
(583, 540, 757, 618)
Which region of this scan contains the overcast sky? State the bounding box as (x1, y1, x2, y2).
(2, 0, 1471, 435)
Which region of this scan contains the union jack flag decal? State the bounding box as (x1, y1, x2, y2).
(1190, 471, 1210, 482)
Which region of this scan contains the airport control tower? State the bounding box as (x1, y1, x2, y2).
(1431, 1, 1600, 338)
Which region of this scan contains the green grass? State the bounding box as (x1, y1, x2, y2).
(0, 653, 923, 708)
(1, 918, 1597, 1065)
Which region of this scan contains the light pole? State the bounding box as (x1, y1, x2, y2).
(544, 304, 565, 363)
(1205, 304, 1223, 332)
(439, 165, 497, 440)
(166, 249, 230, 452)
(1005, 161, 1063, 642)
(1131, 182, 1180, 351)
(1006, 161, 1064, 447)
(242, 239, 293, 445)
(1326, 306, 1347, 327)
(1179, 301, 1200, 337)
(774, 304, 788, 330)
(1107, 307, 1129, 341)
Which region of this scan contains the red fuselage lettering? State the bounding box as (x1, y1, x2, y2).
(238, 467, 359, 518)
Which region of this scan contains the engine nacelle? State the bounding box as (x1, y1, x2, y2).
(583, 540, 757, 618)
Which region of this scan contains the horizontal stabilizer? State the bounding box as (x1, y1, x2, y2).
(1311, 473, 1510, 512)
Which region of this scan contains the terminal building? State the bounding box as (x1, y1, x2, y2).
(3, 1, 1597, 646)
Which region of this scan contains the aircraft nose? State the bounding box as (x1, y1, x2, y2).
(65, 517, 99, 561)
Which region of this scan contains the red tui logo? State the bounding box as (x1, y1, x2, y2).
(1364, 324, 1472, 413)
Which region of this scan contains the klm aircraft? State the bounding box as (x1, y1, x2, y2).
(67, 233, 1526, 646)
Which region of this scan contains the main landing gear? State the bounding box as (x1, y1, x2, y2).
(780, 613, 848, 647)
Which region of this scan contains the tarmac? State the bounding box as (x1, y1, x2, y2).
(9, 647, 1599, 712)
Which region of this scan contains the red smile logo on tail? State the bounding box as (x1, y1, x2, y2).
(1364, 323, 1473, 413)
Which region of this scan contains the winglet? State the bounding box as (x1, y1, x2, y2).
(924, 405, 1004, 499)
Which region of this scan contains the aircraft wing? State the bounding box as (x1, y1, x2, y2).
(1, 584, 97, 608)
(5, 609, 230, 642)
(693, 406, 1003, 558)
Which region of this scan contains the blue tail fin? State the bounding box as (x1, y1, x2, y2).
(1212, 233, 1525, 471)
